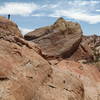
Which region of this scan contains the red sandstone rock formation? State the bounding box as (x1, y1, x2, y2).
(0, 16, 100, 100)
(0, 16, 86, 100)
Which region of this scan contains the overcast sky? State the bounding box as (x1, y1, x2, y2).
(0, 0, 100, 35)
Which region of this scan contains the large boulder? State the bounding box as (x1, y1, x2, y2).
(24, 18, 82, 59)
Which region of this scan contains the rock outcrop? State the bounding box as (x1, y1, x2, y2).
(25, 18, 82, 59)
(24, 18, 100, 62)
(0, 16, 23, 41)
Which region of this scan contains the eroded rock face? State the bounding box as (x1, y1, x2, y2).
(25, 18, 82, 59)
